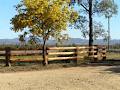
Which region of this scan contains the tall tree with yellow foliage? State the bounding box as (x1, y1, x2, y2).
(11, 0, 78, 65)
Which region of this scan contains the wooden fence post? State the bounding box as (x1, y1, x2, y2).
(70, 47, 78, 65)
(45, 47, 48, 65)
(75, 46, 79, 65)
(94, 45, 98, 61)
(88, 46, 93, 61)
(76, 47, 79, 63)
(102, 47, 106, 60)
(5, 47, 11, 67)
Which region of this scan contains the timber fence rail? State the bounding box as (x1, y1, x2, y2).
(0, 46, 106, 66)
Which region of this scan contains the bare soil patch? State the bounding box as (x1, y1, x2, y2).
(0, 65, 120, 90)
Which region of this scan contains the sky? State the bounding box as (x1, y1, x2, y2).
(0, 0, 120, 39)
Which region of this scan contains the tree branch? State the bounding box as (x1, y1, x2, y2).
(80, 4, 89, 12)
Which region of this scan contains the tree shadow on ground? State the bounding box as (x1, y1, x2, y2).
(101, 59, 120, 69)
(78, 59, 120, 73)
(0, 58, 120, 73)
(104, 65, 120, 73)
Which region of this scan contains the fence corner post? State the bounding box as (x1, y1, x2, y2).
(5, 47, 11, 67)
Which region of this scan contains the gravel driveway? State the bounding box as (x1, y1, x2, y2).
(0, 66, 120, 90)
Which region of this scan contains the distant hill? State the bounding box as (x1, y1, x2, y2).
(0, 38, 120, 45)
(0, 38, 19, 45)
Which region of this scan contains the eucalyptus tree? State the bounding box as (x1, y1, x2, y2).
(11, 0, 78, 65)
(70, 0, 117, 47)
(98, 0, 118, 50)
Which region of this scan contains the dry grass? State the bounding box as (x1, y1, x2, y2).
(107, 52, 120, 60)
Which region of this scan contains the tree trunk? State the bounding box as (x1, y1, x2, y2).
(88, 0, 94, 59)
(89, 0, 93, 47)
(42, 39, 48, 65)
(107, 17, 110, 51)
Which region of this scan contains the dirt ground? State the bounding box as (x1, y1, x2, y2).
(0, 65, 120, 90)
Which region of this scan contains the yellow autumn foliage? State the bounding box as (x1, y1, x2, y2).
(11, 0, 78, 39)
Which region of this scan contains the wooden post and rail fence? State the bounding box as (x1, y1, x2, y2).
(0, 46, 106, 66)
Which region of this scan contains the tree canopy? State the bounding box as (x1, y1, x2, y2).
(11, 0, 78, 65)
(70, 0, 118, 45)
(98, 0, 118, 18)
(11, 0, 78, 42)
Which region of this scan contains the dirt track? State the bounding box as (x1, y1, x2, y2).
(0, 66, 120, 90)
